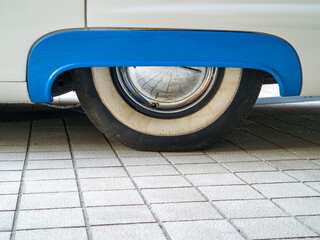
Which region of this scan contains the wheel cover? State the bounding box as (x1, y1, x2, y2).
(114, 67, 219, 116)
(93, 67, 242, 136)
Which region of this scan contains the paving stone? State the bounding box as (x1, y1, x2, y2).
(274, 197, 320, 215)
(294, 150, 320, 159)
(236, 171, 297, 184)
(77, 167, 127, 178)
(166, 155, 215, 164)
(0, 211, 14, 231)
(0, 195, 17, 211)
(164, 220, 244, 240)
(268, 160, 320, 170)
(186, 173, 244, 186)
(142, 187, 205, 203)
(222, 161, 276, 172)
(27, 160, 73, 170)
(0, 171, 21, 182)
(297, 215, 320, 233)
(233, 217, 318, 239)
(16, 208, 85, 229)
(152, 202, 222, 221)
(253, 183, 320, 198)
(0, 161, 24, 171)
(214, 199, 286, 219)
(200, 185, 263, 201)
(73, 150, 115, 159)
(250, 150, 302, 160)
(122, 156, 169, 166)
(84, 190, 144, 207)
(0, 232, 10, 240)
(20, 192, 81, 210)
(80, 177, 135, 191)
(305, 182, 320, 192)
(208, 153, 261, 163)
(134, 175, 191, 189)
(175, 163, 228, 175)
(126, 165, 179, 177)
(28, 151, 71, 160)
(76, 158, 121, 168)
(161, 152, 204, 156)
(92, 223, 166, 240)
(0, 145, 27, 153)
(0, 153, 25, 161)
(285, 170, 320, 182)
(71, 143, 112, 151)
(87, 205, 155, 225)
(0, 181, 20, 194)
(15, 228, 88, 240)
(24, 169, 75, 181)
(29, 144, 69, 152)
(111, 143, 161, 158)
(23, 180, 78, 193)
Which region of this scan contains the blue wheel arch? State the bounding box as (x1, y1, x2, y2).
(27, 30, 302, 103)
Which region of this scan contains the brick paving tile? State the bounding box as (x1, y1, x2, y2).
(24, 169, 75, 181)
(249, 150, 302, 161)
(285, 170, 320, 182)
(0, 153, 25, 161)
(0, 194, 18, 211)
(222, 161, 276, 172)
(186, 173, 244, 186)
(92, 223, 166, 240)
(151, 202, 222, 221)
(0, 232, 10, 240)
(0, 171, 22, 182)
(121, 156, 169, 166)
(200, 185, 264, 201)
(0, 211, 14, 231)
(0, 161, 24, 171)
(28, 151, 71, 160)
(134, 175, 191, 189)
(83, 190, 144, 207)
(232, 217, 318, 239)
(175, 163, 228, 175)
(75, 158, 121, 168)
(80, 177, 135, 191)
(0, 181, 20, 194)
(77, 167, 127, 179)
(273, 197, 320, 215)
(27, 160, 73, 170)
(73, 150, 116, 159)
(126, 165, 179, 177)
(208, 152, 261, 163)
(214, 199, 287, 219)
(253, 182, 320, 198)
(268, 160, 320, 170)
(87, 205, 155, 225)
(164, 220, 245, 240)
(236, 171, 297, 184)
(16, 208, 85, 230)
(23, 179, 78, 193)
(166, 155, 215, 164)
(15, 228, 88, 240)
(142, 187, 205, 204)
(20, 192, 81, 210)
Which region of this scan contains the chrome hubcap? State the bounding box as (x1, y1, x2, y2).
(115, 67, 220, 114)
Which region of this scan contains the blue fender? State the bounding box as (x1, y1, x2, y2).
(27, 30, 302, 102)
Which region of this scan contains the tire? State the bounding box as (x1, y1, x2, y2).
(73, 67, 263, 151)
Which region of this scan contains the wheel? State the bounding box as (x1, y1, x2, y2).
(73, 67, 263, 151)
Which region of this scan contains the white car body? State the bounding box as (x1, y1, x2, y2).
(1, 0, 320, 103)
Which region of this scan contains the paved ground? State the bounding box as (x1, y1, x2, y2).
(0, 85, 320, 240)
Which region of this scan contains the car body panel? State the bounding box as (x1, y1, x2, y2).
(87, 0, 320, 96)
(27, 30, 301, 102)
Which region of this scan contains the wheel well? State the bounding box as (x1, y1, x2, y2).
(51, 69, 75, 97)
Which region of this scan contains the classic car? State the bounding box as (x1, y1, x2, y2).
(1, 0, 319, 151)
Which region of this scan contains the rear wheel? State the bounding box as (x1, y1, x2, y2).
(73, 67, 263, 151)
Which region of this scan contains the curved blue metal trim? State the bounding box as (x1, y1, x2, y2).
(27, 30, 301, 102)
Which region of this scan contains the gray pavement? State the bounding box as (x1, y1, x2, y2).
(0, 86, 320, 240)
